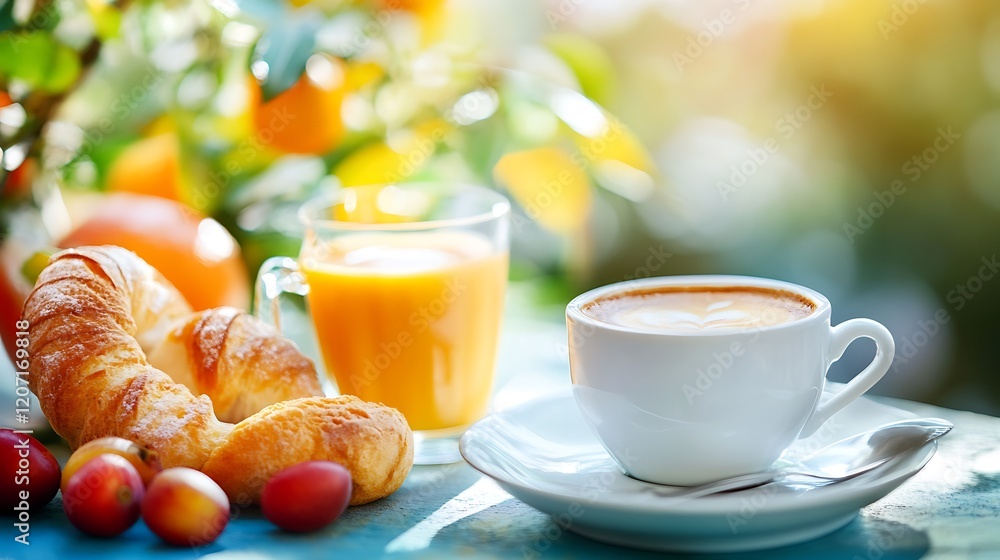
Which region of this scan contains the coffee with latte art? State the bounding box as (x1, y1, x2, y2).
(582, 286, 816, 332)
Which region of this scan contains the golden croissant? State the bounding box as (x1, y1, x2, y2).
(21, 246, 413, 505)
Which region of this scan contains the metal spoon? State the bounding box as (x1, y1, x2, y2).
(646, 418, 953, 499)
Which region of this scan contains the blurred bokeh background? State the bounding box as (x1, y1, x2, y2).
(2, 0, 998, 415)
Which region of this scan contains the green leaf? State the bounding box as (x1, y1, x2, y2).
(0, 0, 15, 33)
(0, 33, 80, 93)
(252, 13, 321, 102)
(45, 44, 79, 91)
(544, 33, 616, 107)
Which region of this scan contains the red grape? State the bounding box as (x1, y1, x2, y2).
(261, 461, 352, 532)
(142, 467, 230, 546)
(63, 454, 144, 537)
(0, 429, 61, 512)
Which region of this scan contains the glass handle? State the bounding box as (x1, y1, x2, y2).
(254, 257, 309, 334)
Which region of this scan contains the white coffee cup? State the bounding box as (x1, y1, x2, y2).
(565, 275, 895, 486)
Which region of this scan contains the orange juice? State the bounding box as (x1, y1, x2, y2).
(301, 230, 508, 431)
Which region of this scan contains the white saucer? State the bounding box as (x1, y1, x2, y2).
(460, 388, 937, 553)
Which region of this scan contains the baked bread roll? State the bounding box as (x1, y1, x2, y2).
(202, 396, 413, 505)
(22, 246, 413, 505)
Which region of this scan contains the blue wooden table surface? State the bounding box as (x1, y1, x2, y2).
(3, 305, 1000, 560)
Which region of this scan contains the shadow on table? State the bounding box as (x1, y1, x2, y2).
(445, 505, 929, 560)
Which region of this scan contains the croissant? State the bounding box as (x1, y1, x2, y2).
(145, 307, 323, 424)
(22, 246, 413, 505)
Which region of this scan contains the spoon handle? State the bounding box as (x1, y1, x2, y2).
(646, 471, 778, 499)
(644, 418, 952, 500)
(648, 454, 900, 499)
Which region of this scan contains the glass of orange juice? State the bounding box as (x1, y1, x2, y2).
(256, 182, 510, 463)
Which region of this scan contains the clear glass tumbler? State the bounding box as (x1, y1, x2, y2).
(256, 182, 510, 464)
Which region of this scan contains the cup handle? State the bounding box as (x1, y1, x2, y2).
(254, 256, 309, 333)
(799, 318, 896, 437)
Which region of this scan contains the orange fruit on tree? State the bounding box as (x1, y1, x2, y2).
(58, 194, 250, 311)
(252, 55, 347, 155)
(106, 133, 185, 202)
(2, 158, 35, 198)
(0, 245, 32, 364)
(379, 0, 447, 45)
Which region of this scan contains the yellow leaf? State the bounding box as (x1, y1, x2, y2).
(334, 142, 408, 188)
(86, 0, 122, 40)
(142, 115, 175, 137)
(20, 249, 54, 285)
(570, 115, 656, 175)
(333, 119, 448, 187)
(345, 62, 384, 91)
(493, 147, 592, 234)
(412, 117, 449, 139)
